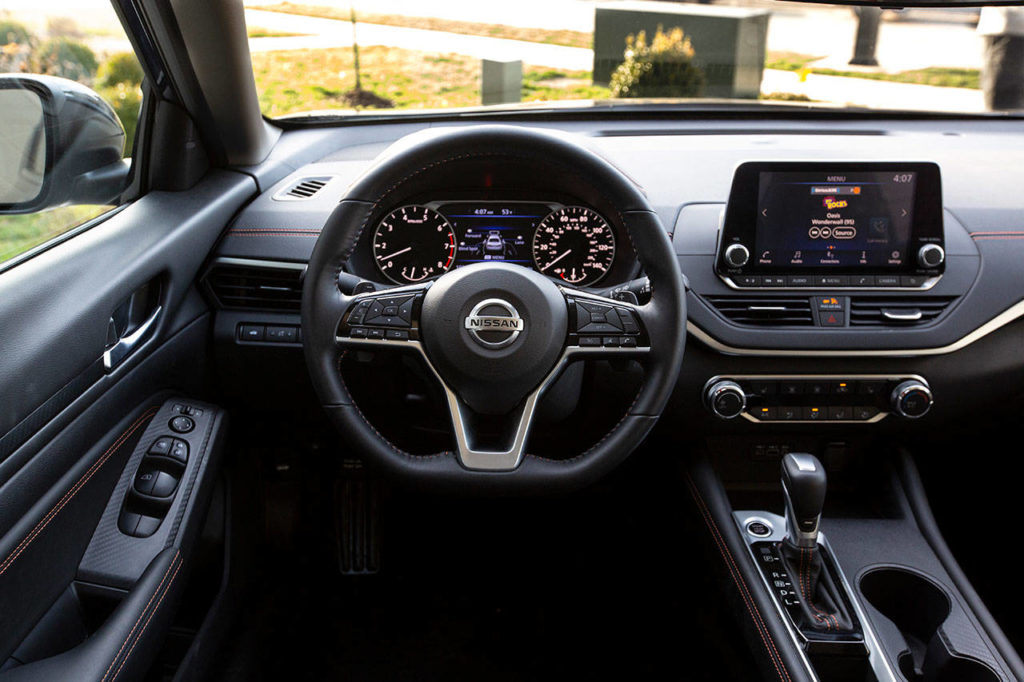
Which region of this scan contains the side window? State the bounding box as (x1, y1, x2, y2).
(0, 8, 142, 267)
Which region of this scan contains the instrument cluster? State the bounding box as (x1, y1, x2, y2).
(371, 201, 617, 287)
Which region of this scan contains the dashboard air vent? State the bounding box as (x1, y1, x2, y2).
(205, 262, 305, 311)
(705, 295, 814, 327)
(849, 297, 955, 327)
(274, 176, 333, 201)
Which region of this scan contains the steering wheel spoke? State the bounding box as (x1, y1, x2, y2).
(563, 289, 651, 358)
(335, 282, 428, 348)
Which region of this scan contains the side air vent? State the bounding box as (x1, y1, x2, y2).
(705, 296, 814, 327)
(273, 176, 334, 201)
(849, 297, 955, 327)
(204, 261, 305, 311)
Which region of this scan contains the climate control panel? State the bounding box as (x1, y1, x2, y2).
(703, 375, 932, 423)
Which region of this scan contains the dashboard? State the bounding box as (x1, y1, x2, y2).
(370, 201, 617, 286)
(205, 115, 1024, 439)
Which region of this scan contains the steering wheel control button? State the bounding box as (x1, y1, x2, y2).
(348, 300, 371, 325)
(579, 336, 601, 347)
(367, 328, 386, 339)
(148, 437, 173, 457)
(134, 468, 158, 495)
(705, 380, 746, 419)
(170, 416, 195, 433)
(892, 380, 933, 418)
(349, 327, 368, 338)
(385, 329, 410, 341)
(150, 471, 180, 498)
(746, 520, 773, 538)
(464, 298, 524, 349)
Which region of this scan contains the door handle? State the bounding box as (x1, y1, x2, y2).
(103, 305, 161, 371)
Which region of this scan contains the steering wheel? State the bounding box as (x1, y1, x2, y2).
(302, 126, 686, 492)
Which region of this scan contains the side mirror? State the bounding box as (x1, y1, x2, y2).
(0, 74, 129, 214)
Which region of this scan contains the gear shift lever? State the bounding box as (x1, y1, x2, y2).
(781, 452, 826, 548)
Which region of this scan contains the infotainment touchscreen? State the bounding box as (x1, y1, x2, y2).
(718, 162, 944, 281)
(754, 171, 916, 269)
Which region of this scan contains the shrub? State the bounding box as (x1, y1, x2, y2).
(33, 37, 97, 83)
(610, 27, 704, 99)
(97, 52, 144, 88)
(0, 19, 32, 46)
(45, 17, 83, 39)
(99, 83, 142, 157)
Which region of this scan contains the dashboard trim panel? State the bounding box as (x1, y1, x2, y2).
(687, 298, 1024, 357)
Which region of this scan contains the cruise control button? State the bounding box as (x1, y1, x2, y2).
(148, 437, 173, 457)
(616, 308, 640, 334)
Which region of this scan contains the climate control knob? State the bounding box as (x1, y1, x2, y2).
(917, 244, 945, 269)
(705, 380, 747, 419)
(724, 243, 750, 268)
(891, 380, 933, 418)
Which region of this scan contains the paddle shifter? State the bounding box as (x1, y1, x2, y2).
(781, 453, 827, 548)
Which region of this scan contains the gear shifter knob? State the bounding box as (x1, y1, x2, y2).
(781, 453, 827, 548)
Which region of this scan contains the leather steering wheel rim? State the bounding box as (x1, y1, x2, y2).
(301, 125, 686, 494)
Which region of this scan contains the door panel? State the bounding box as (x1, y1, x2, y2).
(0, 169, 255, 676)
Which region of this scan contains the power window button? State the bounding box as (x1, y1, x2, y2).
(150, 471, 180, 498)
(134, 468, 158, 495)
(148, 437, 173, 456)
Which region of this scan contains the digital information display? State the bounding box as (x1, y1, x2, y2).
(754, 171, 917, 269)
(437, 202, 548, 268)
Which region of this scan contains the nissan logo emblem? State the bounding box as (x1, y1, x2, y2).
(464, 298, 524, 349)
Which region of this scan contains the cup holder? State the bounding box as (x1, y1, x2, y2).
(859, 568, 999, 682)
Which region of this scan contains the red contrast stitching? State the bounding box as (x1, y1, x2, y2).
(100, 550, 181, 682)
(686, 474, 792, 682)
(799, 547, 831, 630)
(110, 552, 184, 682)
(0, 407, 159, 577)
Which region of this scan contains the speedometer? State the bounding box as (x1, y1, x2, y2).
(373, 205, 457, 284)
(532, 206, 615, 286)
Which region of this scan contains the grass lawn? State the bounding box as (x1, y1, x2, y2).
(251, 46, 610, 117)
(250, 2, 592, 48)
(766, 51, 980, 90)
(0, 205, 112, 265)
(247, 26, 309, 38)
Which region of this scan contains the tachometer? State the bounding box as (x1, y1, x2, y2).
(532, 206, 615, 286)
(373, 205, 457, 283)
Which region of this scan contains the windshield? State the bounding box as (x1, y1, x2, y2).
(243, 0, 1024, 118)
